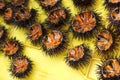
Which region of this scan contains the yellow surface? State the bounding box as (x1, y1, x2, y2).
(0, 0, 114, 80)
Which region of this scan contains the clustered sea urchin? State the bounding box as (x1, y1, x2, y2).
(0, 0, 120, 80)
(4, 0, 37, 27)
(98, 58, 120, 80)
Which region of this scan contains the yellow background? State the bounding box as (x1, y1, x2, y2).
(0, 0, 112, 80)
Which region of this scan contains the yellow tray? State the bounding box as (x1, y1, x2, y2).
(0, 0, 111, 80)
